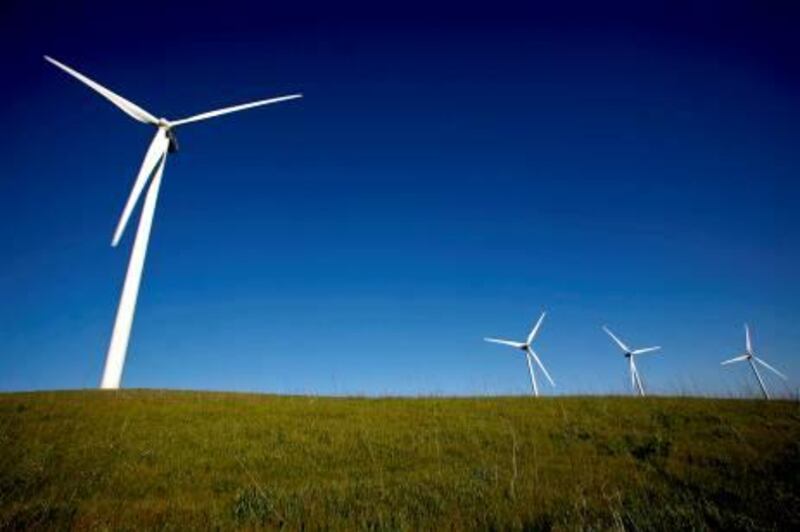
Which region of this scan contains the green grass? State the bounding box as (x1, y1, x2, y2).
(0, 391, 798, 530)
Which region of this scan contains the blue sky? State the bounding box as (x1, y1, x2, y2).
(1, 1, 798, 396)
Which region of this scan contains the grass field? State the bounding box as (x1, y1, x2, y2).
(0, 391, 798, 530)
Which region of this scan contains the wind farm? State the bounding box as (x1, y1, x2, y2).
(2, 1, 799, 530)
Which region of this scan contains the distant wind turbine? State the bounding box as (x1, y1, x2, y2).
(485, 312, 555, 396)
(721, 324, 787, 399)
(45, 55, 302, 389)
(602, 325, 660, 396)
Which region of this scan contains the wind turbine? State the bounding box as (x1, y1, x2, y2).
(484, 312, 555, 396)
(602, 325, 660, 396)
(721, 324, 787, 399)
(45, 55, 302, 389)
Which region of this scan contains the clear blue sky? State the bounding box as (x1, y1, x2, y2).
(1, 1, 798, 396)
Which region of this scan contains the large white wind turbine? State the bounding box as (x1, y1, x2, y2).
(45, 56, 302, 389)
(721, 324, 787, 399)
(602, 325, 660, 396)
(484, 312, 555, 396)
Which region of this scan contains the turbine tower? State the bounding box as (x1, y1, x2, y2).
(721, 324, 787, 399)
(602, 326, 660, 396)
(484, 312, 555, 396)
(45, 56, 302, 389)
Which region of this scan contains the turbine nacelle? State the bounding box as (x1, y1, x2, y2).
(166, 128, 180, 153)
(155, 119, 179, 153)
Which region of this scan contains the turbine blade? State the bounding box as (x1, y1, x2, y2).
(631, 346, 661, 355)
(44, 56, 158, 125)
(484, 338, 525, 349)
(112, 129, 170, 246)
(749, 358, 770, 399)
(634, 362, 646, 396)
(603, 326, 630, 353)
(528, 347, 555, 387)
(525, 351, 538, 396)
(753, 357, 788, 380)
(721, 354, 748, 365)
(169, 94, 302, 127)
(527, 311, 546, 345)
(745, 323, 752, 354)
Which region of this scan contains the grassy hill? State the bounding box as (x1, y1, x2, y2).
(0, 391, 798, 530)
